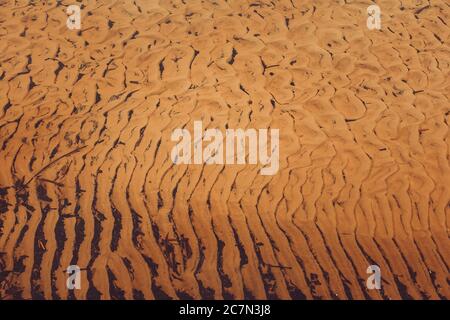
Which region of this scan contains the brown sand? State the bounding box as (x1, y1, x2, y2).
(0, 0, 449, 300)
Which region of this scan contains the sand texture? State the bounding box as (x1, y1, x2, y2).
(0, 0, 449, 299)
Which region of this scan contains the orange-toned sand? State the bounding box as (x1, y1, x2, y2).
(0, 0, 449, 300)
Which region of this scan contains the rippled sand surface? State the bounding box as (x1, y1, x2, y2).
(0, 0, 449, 299)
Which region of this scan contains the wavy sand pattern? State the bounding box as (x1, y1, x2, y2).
(0, 0, 449, 300)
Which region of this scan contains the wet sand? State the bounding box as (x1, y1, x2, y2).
(0, 0, 449, 299)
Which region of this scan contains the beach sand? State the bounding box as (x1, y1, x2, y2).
(0, 0, 449, 299)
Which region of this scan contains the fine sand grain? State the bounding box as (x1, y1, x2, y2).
(0, 0, 449, 299)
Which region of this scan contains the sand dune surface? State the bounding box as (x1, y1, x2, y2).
(0, 0, 449, 299)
